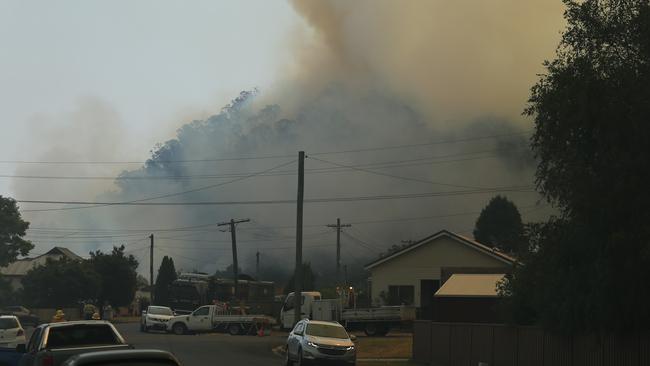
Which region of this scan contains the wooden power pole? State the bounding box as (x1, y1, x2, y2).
(217, 218, 250, 300)
(149, 234, 154, 304)
(326, 218, 351, 286)
(294, 151, 305, 326)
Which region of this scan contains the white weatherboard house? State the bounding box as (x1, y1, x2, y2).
(364, 230, 515, 315)
(0, 247, 83, 290)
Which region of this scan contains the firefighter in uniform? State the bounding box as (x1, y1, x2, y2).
(51, 309, 66, 323)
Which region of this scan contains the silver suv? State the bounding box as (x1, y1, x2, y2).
(285, 319, 356, 366)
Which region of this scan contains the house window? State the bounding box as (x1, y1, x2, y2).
(388, 285, 414, 305)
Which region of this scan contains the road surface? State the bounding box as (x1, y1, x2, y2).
(115, 323, 285, 366)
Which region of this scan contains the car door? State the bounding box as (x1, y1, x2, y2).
(19, 326, 42, 366)
(288, 322, 305, 357)
(188, 306, 212, 331)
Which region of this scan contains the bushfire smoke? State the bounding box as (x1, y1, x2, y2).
(13, 0, 564, 286)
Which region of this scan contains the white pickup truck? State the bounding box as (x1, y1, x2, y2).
(280, 292, 416, 336)
(166, 305, 276, 336)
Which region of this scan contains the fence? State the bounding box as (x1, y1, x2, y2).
(413, 321, 650, 366)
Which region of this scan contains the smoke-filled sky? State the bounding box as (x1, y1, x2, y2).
(0, 1, 566, 280)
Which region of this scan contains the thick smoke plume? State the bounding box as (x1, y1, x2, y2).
(16, 1, 564, 286)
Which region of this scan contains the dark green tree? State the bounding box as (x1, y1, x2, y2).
(21, 257, 100, 308)
(0, 196, 33, 267)
(473, 195, 524, 253)
(0, 275, 17, 306)
(154, 256, 177, 306)
(503, 0, 650, 332)
(283, 262, 317, 295)
(90, 245, 139, 308)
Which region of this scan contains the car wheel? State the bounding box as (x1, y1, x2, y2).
(228, 324, 241, 336)
(364, 323, 379, 336)
(284, 346, 292, 366)
(172, 323, 187, 335)
(296, 348, 304, 366)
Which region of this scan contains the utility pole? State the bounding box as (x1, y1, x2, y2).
(217, 218, 250, 300)
(326, 218, 351, 286)
(294, 151, 305, 326)
(256, 251, 260, 280)
(149, 234, 154, 305)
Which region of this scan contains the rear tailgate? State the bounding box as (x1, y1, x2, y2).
(41, 345, 133, 366)
(0, 348, 23, 366)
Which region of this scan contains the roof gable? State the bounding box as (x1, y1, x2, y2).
(0, 247, 83, 276)
(364, 230, 515, 270)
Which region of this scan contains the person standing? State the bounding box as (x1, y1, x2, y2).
(83, 303, 96, 320)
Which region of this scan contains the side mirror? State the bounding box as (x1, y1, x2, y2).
(350, 334, 357, 341)
(142, 310, 147, 315)
(16, 344, 26, 353)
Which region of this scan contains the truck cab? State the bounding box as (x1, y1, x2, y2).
(279, 292, 322, 330)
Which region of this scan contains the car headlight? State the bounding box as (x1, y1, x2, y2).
(307, 341, 319, 349)
(346, 345, 355, 351)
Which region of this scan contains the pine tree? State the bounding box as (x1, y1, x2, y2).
(154, 256, 177, 306)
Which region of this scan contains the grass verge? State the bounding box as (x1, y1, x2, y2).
(354, 333, 412, 359)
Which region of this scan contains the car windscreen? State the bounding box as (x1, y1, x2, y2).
(305, 323, 349, 339)
(148, 307, 173, 316)
(0, 318, 19, 329)
(46, 325, 120, 348)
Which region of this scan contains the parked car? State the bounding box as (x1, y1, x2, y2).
(285, 319, 356, 366)
(61, 349, 182, 366)
(16, 321, 132, 366)
(0, 316, 26, 349)
(140, 306, 175, 332)
(0, 308, 39, 327)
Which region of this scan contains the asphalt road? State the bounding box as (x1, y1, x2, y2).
(115, 323, 286, 366)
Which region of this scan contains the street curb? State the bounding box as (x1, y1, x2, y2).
(357, 359, 411, 362)
(271, 346, 410, 363)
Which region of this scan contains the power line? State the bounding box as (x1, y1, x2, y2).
(340, 231, 381, 253)
(16, 186, 536, 210)
(0, 154, 295, 165)
(23, 204, 547, 237)
(308, 130, 531, 156)
(20, 159, 297, 212)
(0, 147, 522, 181)
(0, 130, 530, 166)
(309, 155, 499, 189)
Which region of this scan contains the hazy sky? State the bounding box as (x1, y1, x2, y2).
(0, 0, 301, 196)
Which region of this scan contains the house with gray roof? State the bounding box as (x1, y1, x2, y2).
(0, 247, 83, 290)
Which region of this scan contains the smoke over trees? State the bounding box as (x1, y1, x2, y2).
(12, 1, 561, 283)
